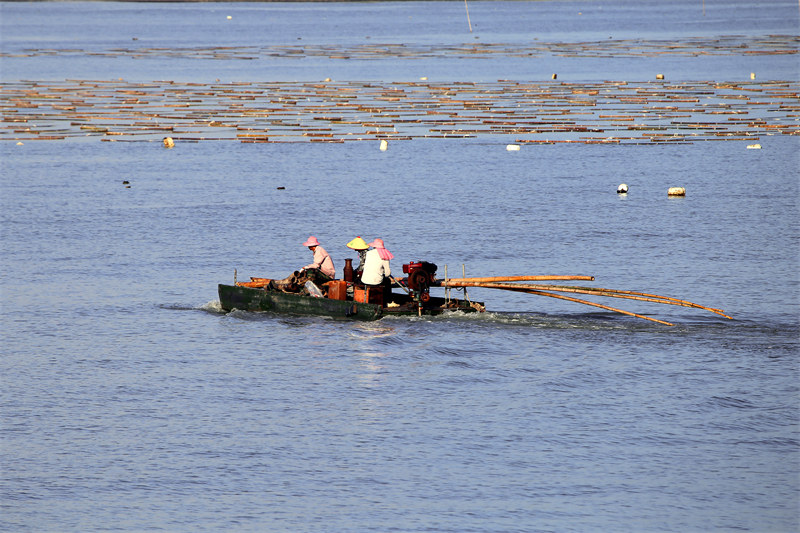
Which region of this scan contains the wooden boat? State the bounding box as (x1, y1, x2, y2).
(217, 282, 483, 320)
(218, 260, 732, 325)
(218, 261, 484, 320)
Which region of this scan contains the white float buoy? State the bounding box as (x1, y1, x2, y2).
(163, 136, 174, 148)
(16, 141, 23, 146)
(617, 183, 628, 194)
(506, 144, 520, 151)
(227, 15, 232, 20)
(656, 74, 665, 80)
(668, 187, 686, 196)
(750, 72, 756, 80)
(551, 73, 557, 80)
(379, 139, 388, 151)
(746, 144, 762, 149)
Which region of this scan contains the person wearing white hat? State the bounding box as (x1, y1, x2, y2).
(301, 236, 335, 282)
(361, 238, 394, 287)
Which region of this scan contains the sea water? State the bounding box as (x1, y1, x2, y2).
(1, 2, 798, 532)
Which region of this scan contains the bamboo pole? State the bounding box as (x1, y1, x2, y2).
(438, 275, 594, 284)
(389, 276, 411, 295)
(448, 281, 731, 319)
(522, 289, 675, 326)
(559, 285, 731, 318)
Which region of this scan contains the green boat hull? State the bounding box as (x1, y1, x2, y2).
(218, 284, 483, 320)
(218, 284, 383, 320)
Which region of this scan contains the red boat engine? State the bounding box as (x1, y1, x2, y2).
(402, 261, 437, 302)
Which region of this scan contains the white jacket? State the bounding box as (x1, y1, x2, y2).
(360, 248, 391, 285)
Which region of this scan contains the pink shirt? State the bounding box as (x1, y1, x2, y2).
(305, 245, 335, 278)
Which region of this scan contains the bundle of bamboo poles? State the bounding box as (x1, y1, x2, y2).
(435, 275, 731, 326)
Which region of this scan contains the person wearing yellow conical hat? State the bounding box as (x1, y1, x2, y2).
(346, 236, 369, 278)
(346, 236, 368, 250)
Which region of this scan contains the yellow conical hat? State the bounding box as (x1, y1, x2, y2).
(346, 236, 369, 250)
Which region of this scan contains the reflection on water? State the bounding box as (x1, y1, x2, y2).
(356, 357, 387, 389)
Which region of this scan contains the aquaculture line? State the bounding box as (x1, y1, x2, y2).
(2, 79, 798, 144)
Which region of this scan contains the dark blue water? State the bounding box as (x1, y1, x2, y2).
(1, 2, 799, 532)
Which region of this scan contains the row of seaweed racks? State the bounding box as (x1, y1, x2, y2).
(2, 79, 797, 143)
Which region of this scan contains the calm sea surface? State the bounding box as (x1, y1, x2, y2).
(1, 1, 799, 532)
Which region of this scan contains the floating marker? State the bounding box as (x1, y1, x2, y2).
(227, 15, 232, 20)
(163, 136, 174, 148)
(379, 139, 388, 151)
(750, 72, 756, 80)
(746, 143, 761, 149)
(617, 183, 628, 194)
(506, 144, 520, 151)
(656, 74, 665, 80)
(668, 186, 686, 196)
(552, 73, 558, 80)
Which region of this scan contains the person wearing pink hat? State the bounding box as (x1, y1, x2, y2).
(361, 238, 394, 290)
(301, 236, 336, 282)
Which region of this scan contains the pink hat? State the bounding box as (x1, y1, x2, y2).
(368, 238, 394, 261)
(302, 236, 320, 247)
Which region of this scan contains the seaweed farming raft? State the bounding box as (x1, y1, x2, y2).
(2, 79, 797, 145)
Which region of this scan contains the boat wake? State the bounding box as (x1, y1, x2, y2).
(159, 300, 225, 313)
(195, 299, 746, 333)
(469, 310, 688, 331)
(199, 300, 224, 313)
